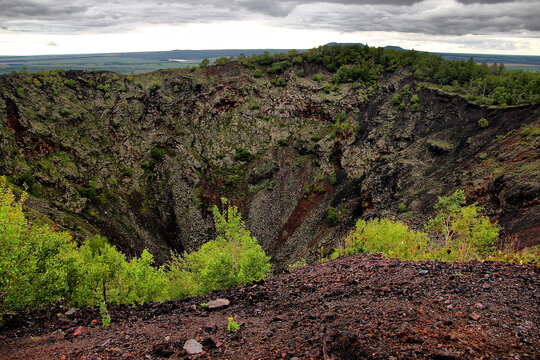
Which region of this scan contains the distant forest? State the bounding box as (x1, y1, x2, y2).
(235, 44, 540, 107)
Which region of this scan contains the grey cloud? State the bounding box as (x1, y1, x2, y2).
(47, 42, 58, 46)
(0, 0, 87, 18)
(0, 0, 538, 37)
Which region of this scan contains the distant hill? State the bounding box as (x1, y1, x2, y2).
(1, 45, 539, 74)
(0, 49, 299, 74)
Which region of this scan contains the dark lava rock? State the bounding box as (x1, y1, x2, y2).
(151, 342, 174, 358)
(323, 331, 368, 360)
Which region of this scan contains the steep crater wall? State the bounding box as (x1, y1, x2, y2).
(0, 66, 538, 270)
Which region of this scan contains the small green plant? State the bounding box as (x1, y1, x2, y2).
(121, 165, 132, 177)
(271, 77, 287, 87)
(326, 206, 340, 227)
(312, 73, 324, 84)
(234, 147, 252, 162)
(227, 317, 239, 332)
(318, 246, 327, 263)
(297, 69, 305, 78)
(100, 301, 111, 326)
(478, 117, 489, 128)
(329, 172, 337, 185)
(288, 258, 307, 270)
(398, 203, 408, 213)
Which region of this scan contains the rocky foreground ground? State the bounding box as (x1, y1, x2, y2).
(0, 254, 538, 360)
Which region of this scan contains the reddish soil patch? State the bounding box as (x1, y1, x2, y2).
(1, 254, 538, 360)
(275, 183, 332, 249)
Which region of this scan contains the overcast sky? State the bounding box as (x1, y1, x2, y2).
(1, 0, 539, 56)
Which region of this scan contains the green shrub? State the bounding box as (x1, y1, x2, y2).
(326, 206, 340, 227)
(74, 236, 128, 305)
(288, 258, 307, 270)
(425, 190, 500, 261)
(402, 84, 411, 95)
(199, 58, 209, 68)
(411, 94, 419, 103)
(234, 147, 252, 162)
(271, 77, 287, 87)
(215, 57, 229, 66)
(151, 147, 166, 163)
(329, 172, 337, 185)
(0, 177, 79, 316)
(312, 73, 324, 83)
(478, 117, 489, 128)
(278, 138, 288, 147)
(297, 69, 305, 78)
(64, 79, 76, 88)
(167, 199, 271, 297)
(100, 301, 111, 326)
(332, 218, 430, 260)
(122, 249, 168, 305)
(0, 176, 170, 315)
(398, 203, 408, 213)
(121, 165, 133, 176)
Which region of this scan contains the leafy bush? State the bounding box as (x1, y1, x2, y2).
(215, 57, 229, 66)
(329, 172, 337, 185)
(332, 218, 430, 260)
(478, 117, 489, 128)
(0, 177, 79, 315)
(235, 147, 253, 162)
(121, 165, 133, 176)
(74, 236, 128, 305)
(271, 77, 287, 87)
(425, 190, 500, 261)
(312, 73, 324, 84)
(333, 189, 509, 263)
(0, 176, 172, 318)
(326, 206, 340, 227)
(167, 199, 271, 297)
(398, 203, 408, 213)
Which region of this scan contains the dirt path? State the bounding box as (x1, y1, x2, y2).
(1, 254, 538, 359)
